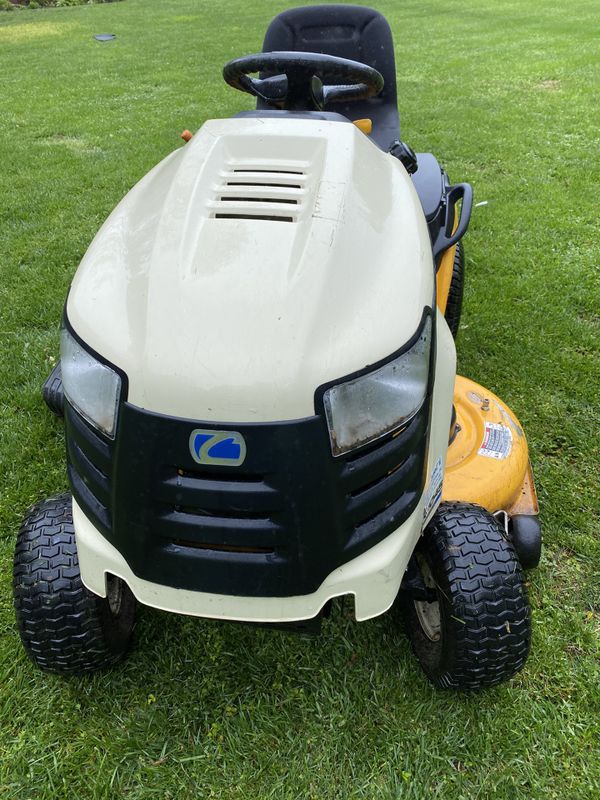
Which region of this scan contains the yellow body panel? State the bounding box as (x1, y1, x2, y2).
(443, 375, 538, 516)
(435, 207, 459, 315)
(435, 242, 456, 315)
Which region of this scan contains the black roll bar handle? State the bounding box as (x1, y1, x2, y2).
(432, 182, 473, 261)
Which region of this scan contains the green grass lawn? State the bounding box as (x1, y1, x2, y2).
(1, 0, 599, 797)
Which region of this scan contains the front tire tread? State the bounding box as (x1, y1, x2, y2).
(13, 493, 135, 675)
(404, 502, 531, 690)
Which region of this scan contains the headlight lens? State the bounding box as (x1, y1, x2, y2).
(323, 316, 432, 456)
(60, 326, 122, 438)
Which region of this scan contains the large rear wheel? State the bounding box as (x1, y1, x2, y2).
(444, 241, 464, 339)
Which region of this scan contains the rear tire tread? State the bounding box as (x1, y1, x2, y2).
(444, 242, 464, 339)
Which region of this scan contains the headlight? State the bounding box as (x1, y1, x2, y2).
(323, 315, 432, 456)
(60, 325, 122, 438)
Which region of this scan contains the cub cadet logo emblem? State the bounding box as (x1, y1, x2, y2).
(189, 429, 246, 467)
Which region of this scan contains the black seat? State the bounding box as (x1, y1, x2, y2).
(259, 4, 400, 150)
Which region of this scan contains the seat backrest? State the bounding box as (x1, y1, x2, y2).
(259, 4, 400, 150)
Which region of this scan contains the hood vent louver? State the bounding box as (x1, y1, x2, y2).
(208, 161, 309, 223)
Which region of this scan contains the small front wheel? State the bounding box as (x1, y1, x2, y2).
(13, 493, 136, 675)
(402, 502, 531, 690)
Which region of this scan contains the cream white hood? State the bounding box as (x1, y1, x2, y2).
(67, 116, 433, 422)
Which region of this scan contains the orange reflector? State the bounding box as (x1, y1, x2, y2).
(353, 118, 372, 134)
(181, 130, 193, 142)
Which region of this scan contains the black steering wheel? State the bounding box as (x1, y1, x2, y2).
(223, 51, 384, 111)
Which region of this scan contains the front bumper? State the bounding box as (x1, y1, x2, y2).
(74, 496, 426, 622)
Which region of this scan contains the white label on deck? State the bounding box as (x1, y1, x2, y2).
(478, 422, 513, 460)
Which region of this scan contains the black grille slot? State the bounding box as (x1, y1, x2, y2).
(214, 213, 294, 222)
(219, 196, 298, 204)
(226, 181, 302, 189)
(232, 168, 303, 174)
(175, 505, 271, 521)
(176, 467, 262, 483)
(172, 538, 274, 555)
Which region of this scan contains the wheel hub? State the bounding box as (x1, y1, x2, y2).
(106, 574, 123, 617)
(413, 556, 441, 642)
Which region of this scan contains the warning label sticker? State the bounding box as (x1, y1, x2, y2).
(478, 422, 513, 460)
(423, 456, 444, 519)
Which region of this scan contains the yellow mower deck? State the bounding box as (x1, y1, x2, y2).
(443, 375, 539, 518)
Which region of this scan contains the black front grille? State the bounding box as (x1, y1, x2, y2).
(65, 398, 429, 598)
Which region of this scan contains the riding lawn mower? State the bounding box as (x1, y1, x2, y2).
(14, 5, 541, 690)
